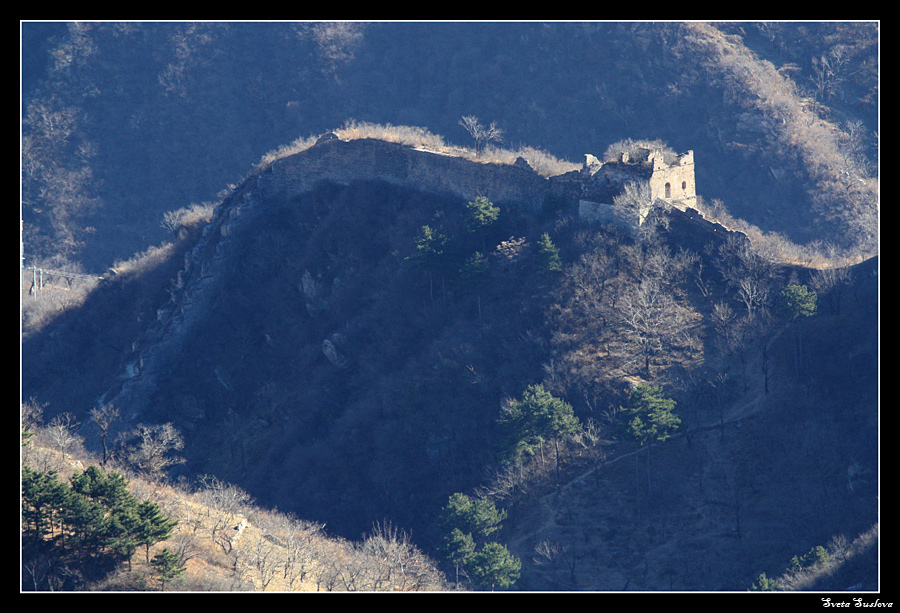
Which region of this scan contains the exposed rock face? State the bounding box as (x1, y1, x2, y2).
(322, 334, 350, 370)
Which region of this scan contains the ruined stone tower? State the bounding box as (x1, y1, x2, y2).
(644, 149, 696, 206)
(575, 147, 697, 230)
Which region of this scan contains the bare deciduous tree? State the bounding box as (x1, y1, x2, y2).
(533, 540, 576, 586)
(810, 263, 853, 316)
(736, 276, 771, 321)
(21, 397, 46, 433)
(300, 21, 367, 67)
(277, 514, 325, 591)
(808, 44, 851, 102)
(613, 181, 654, 227)
(234, 519, 283, 591)
(168, 529, 203, 569)
(45, 412, 83, 465)
(319, 540, 369, 591)
(360, 521, 444, 591)
(617, 278, 700, 376)
(89, 404, 119, 465)
(459, 115, 503, 156)
(117, 422, 185, 482)
(195, 474, 255, 554)
(716, 235, 781, 322)
(562, 248, 617, 332)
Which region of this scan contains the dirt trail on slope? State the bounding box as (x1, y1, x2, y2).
(505, 321, 793, 581)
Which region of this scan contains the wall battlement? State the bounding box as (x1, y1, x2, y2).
(574, 146, 697, 230)
(259, 134, 551, 212)
(257, 134, 697, 234)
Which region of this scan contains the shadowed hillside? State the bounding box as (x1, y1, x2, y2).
(21, 21, 878, 593)
(21, 131, 878, 590)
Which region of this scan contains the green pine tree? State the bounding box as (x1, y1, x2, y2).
(502, 384, 580, 486)
(408, 224, 451, 301)
(59, 482, 110, 552)
(151, 548, 186, 591)
(70, 465, 134, 510)
(70, 465, 148, 563)
(466, 542, 521, 591)
(22, 466, 70, 544)
(460, 251, 489, 288)
(441, 528, 476, 584)
(535, 232, 562, 274)
(440, 492, 507, 540)
(777, 283, 818, 377)
(620, 383, 680, 498)
(459, 251, 490, 317)
(22, 464, 179, 586)
(466, 196, 500, 251)
(778, 284, 818, 320)
(135, 499, 178, 563)
(438, 493, 519, 589)
(750, 572, 779, 591)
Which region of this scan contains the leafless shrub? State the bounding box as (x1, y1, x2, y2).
(115, 422, 186, 482)
(298, 21, 367, 66)
(338, 119, 452, 151)
(195, 474, 255, 554)
(161, 202, 217, 236)
(359, 521, 446, 591)
(603, 138, 678, 164)
(233, 521, 284, 591)
(45, 412, 84, 464)
(508, 145, 579, 177)
(21, 397, 46, 434)
(475, 459, 542, 502)
(255, 134, 320, 169)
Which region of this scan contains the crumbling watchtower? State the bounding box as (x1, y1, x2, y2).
(575, 147, 697, 230)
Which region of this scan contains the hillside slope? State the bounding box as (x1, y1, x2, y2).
(506, 258, 879, 590)
(21, 131, 878, 591)
(21, 436, 450, 591)
(21, 21, 878, 274)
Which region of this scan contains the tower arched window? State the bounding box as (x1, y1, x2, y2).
(664, 182, 671, 198)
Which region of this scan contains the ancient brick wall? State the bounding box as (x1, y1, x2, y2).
(256, 137, 697, 228)
(259, 137, 551, 211)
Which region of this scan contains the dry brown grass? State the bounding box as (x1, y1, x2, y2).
(685, 196, 868, 269)
(683, 22, 878, 260)
(21, 434, 449, 592)
(255, 119, 578, 178)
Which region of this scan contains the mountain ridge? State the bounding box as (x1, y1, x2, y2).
(97, 132, 750, 430)
(21, 130, 878, 590)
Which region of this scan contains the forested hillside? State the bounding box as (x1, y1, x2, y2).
(21, 21, 878, 593)
(21, 416, 451, 591)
